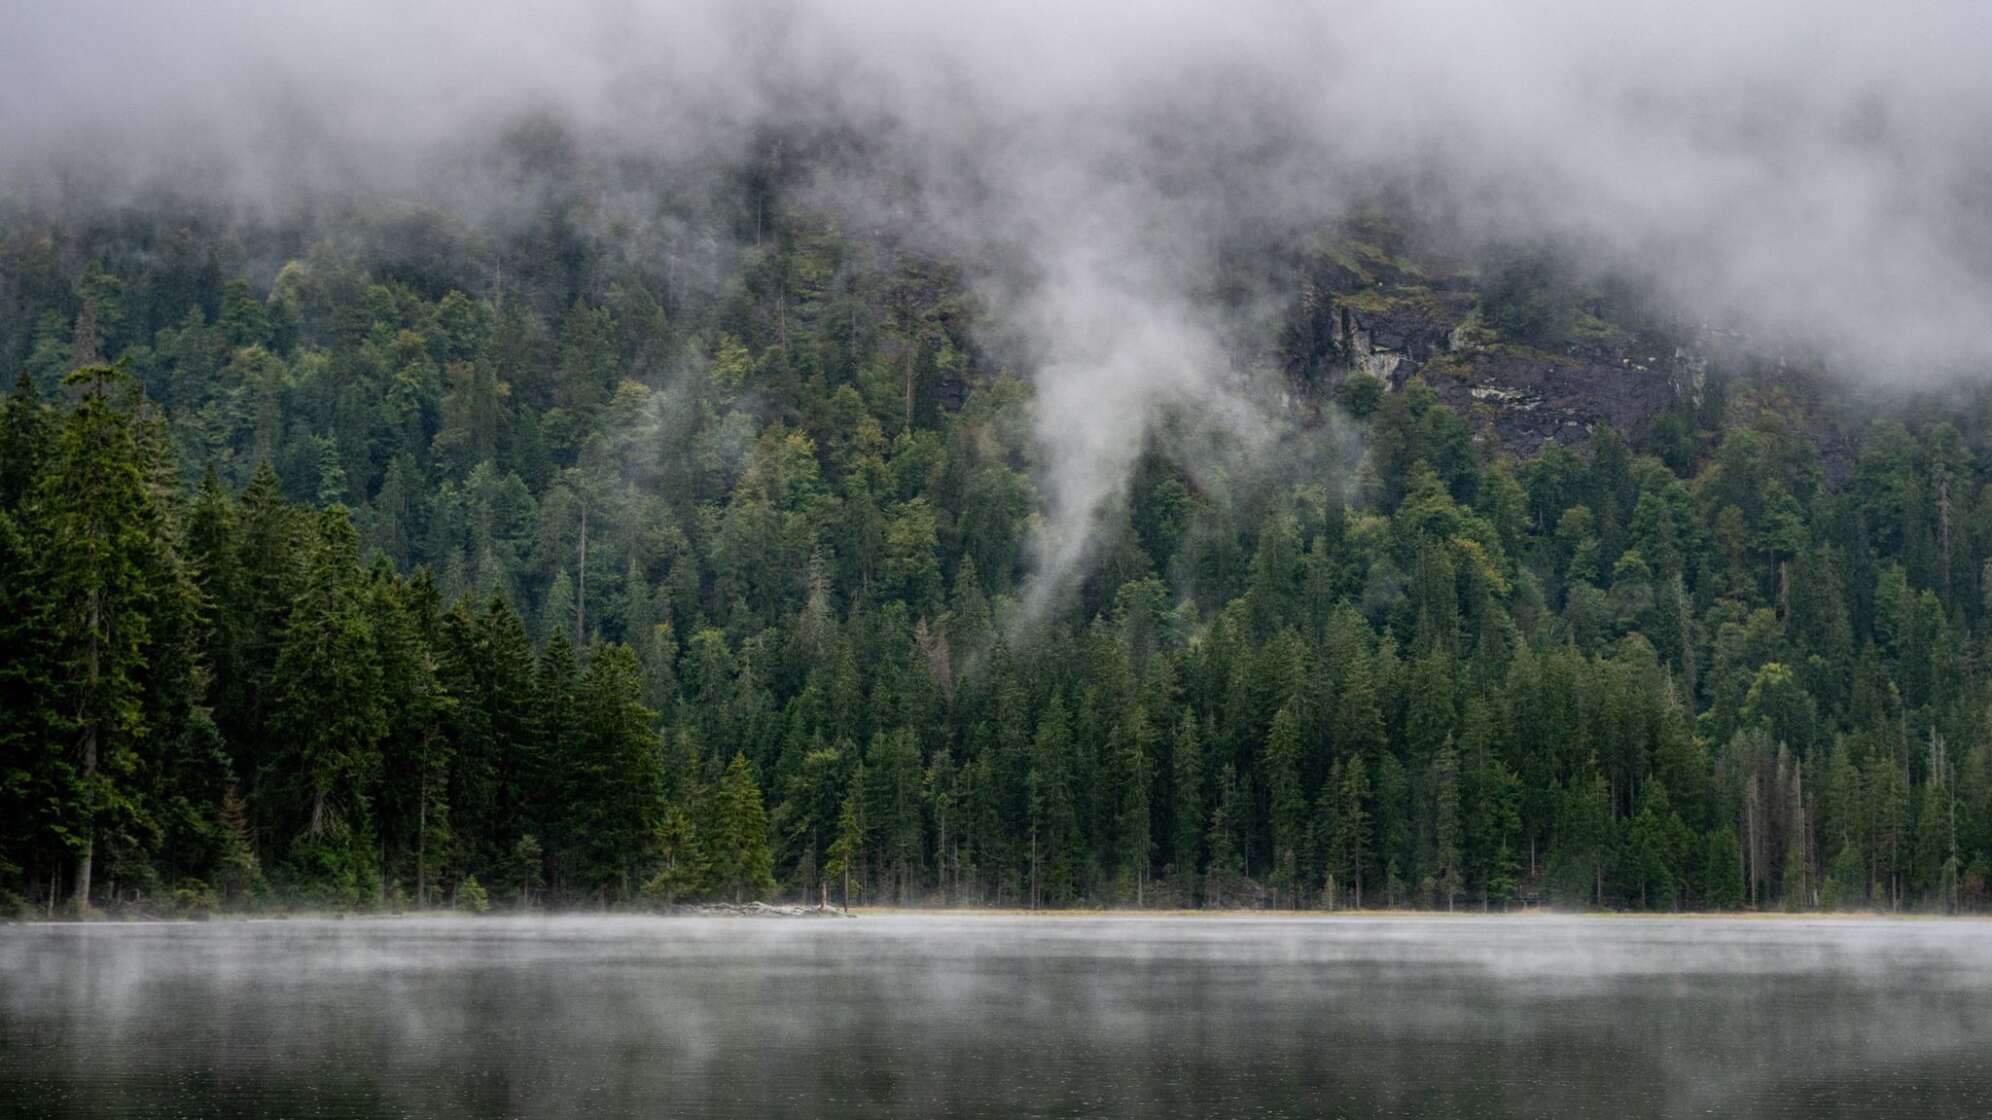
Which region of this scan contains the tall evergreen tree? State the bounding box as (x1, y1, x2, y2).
(267, 507, 385, 903)
(572, 644, 662, 901)
(36, 365, 160, 910)
(1264, 703, 1306, 906)
(708, 753, 776, 903)
(1170, 711, 1204, 897)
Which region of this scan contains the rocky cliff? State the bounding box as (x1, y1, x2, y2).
(1281, 233, 1700, 457)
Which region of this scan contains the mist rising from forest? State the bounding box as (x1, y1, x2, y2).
(7, 0, 1992, 593)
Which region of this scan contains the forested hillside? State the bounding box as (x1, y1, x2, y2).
(5, 193, 1992, 917)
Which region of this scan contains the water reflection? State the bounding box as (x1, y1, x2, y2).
(3, 915, 1989, 1118)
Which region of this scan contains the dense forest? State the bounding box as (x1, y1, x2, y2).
(4, 188, 1992, 919)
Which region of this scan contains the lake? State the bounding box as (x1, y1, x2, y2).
(3, 914, 1989, 1118)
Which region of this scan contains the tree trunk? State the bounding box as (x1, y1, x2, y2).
(72, 591, 101, 913)
(1029, 826, 1039, 911)
(417, 795, 427, 908)
(576, 504, 588, 648)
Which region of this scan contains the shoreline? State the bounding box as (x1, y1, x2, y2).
(11, 905, 1987, 926)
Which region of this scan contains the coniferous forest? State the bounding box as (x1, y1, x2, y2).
(4, 187, 1992, 919)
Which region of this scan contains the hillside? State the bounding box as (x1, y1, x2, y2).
(4, 188, 1991, 918)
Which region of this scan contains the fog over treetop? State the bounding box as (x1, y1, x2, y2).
(8, 0, 1989, 373)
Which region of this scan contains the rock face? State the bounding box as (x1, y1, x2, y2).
(1436, 343, 1686, 454)
(1283, 236, 1699, 457)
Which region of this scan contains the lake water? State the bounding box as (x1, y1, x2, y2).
(3, 914, 1990, 1118)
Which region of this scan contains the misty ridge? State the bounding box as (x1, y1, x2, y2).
(11, 0, 1992, 926)
(11, 0, 1992, 555)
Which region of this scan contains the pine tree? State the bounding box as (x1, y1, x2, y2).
(1264, 703, 1306, 906)
(643, 805, 705, 905)
(1170, 711, 1203, 896)
(1431, 736, 1463, 910)
(1550, 769, 1613, 909)
(572, 644, 662, 901)
(1333, 755, 1370, 908)
(1705, 825, 1746, 910)
(1205, 763, 1246, 906)
(268, 507, 385, 904)
(0, 509, 73, 910)
(866, 728, 925, 903)
(531, 627, 582, 893)
(1326, 609, 1385, 758)
(37, 365, 159, 911)
(1459, 701, 1521, 908)
(1112, 706, 1153, 905)
(1915, 732, 1959, 912)
(826, 777, 865, 911)
(221, 461, 298, 821)
(1027, 694, 1078, 906)
(0, 371, 50, 512)
(708, 753, 776, 903)
(370, 566, 451, 907)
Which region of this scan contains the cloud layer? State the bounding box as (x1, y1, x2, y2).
(9, 0, 1992, 589)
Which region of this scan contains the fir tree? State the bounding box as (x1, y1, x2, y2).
(1170, 711, 1203, 896)
(37, 365, 160, 910)
(708, 753, 776, 903)
(1264, 703, 1306, 906)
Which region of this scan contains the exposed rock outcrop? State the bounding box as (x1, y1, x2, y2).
(1287, 236, 1696, 456)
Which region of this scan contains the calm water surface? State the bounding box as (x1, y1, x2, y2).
(3, 914, 1989, 1118)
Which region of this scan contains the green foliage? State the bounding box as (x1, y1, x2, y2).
(706, 754, 775, 903)
(457, 874, 490, 913)
(8, 203, 1992, 919)
(1705, 827, 1746, 911)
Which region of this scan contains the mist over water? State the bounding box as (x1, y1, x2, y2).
(3, 916, 1990, 1119)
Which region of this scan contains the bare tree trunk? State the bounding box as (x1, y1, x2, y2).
(1675, 575, 1697, 702)
(1029, 826, 1039, 911)
(72, 591, 101, 913)
(417, 795, 427, 908)
(576, 504, 588, 648)
(1939, 465, 1954, 600)
(1746, 775, 1761, 908)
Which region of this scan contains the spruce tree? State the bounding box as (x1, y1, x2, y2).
(1112, 706, 1154, 906)
(1026, 695, 1078, 906)
(1171, 711, 1203, 896)
(1705, 825, 1747, 910)
(708, 753, 776, 903)
(37, 365, 158, 910)
(268, 507, 385, 904)
(0, 509, 72, 910)
(825, 772, 866, 911)
(573, 644, 662, 901)
(1431, 736, 1463, 910)
(1205, 763, 1246, 906)
(0, 371, 49, 512)
(1333, 755, 1370, 908)
(1264, 703, 1306, 906)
